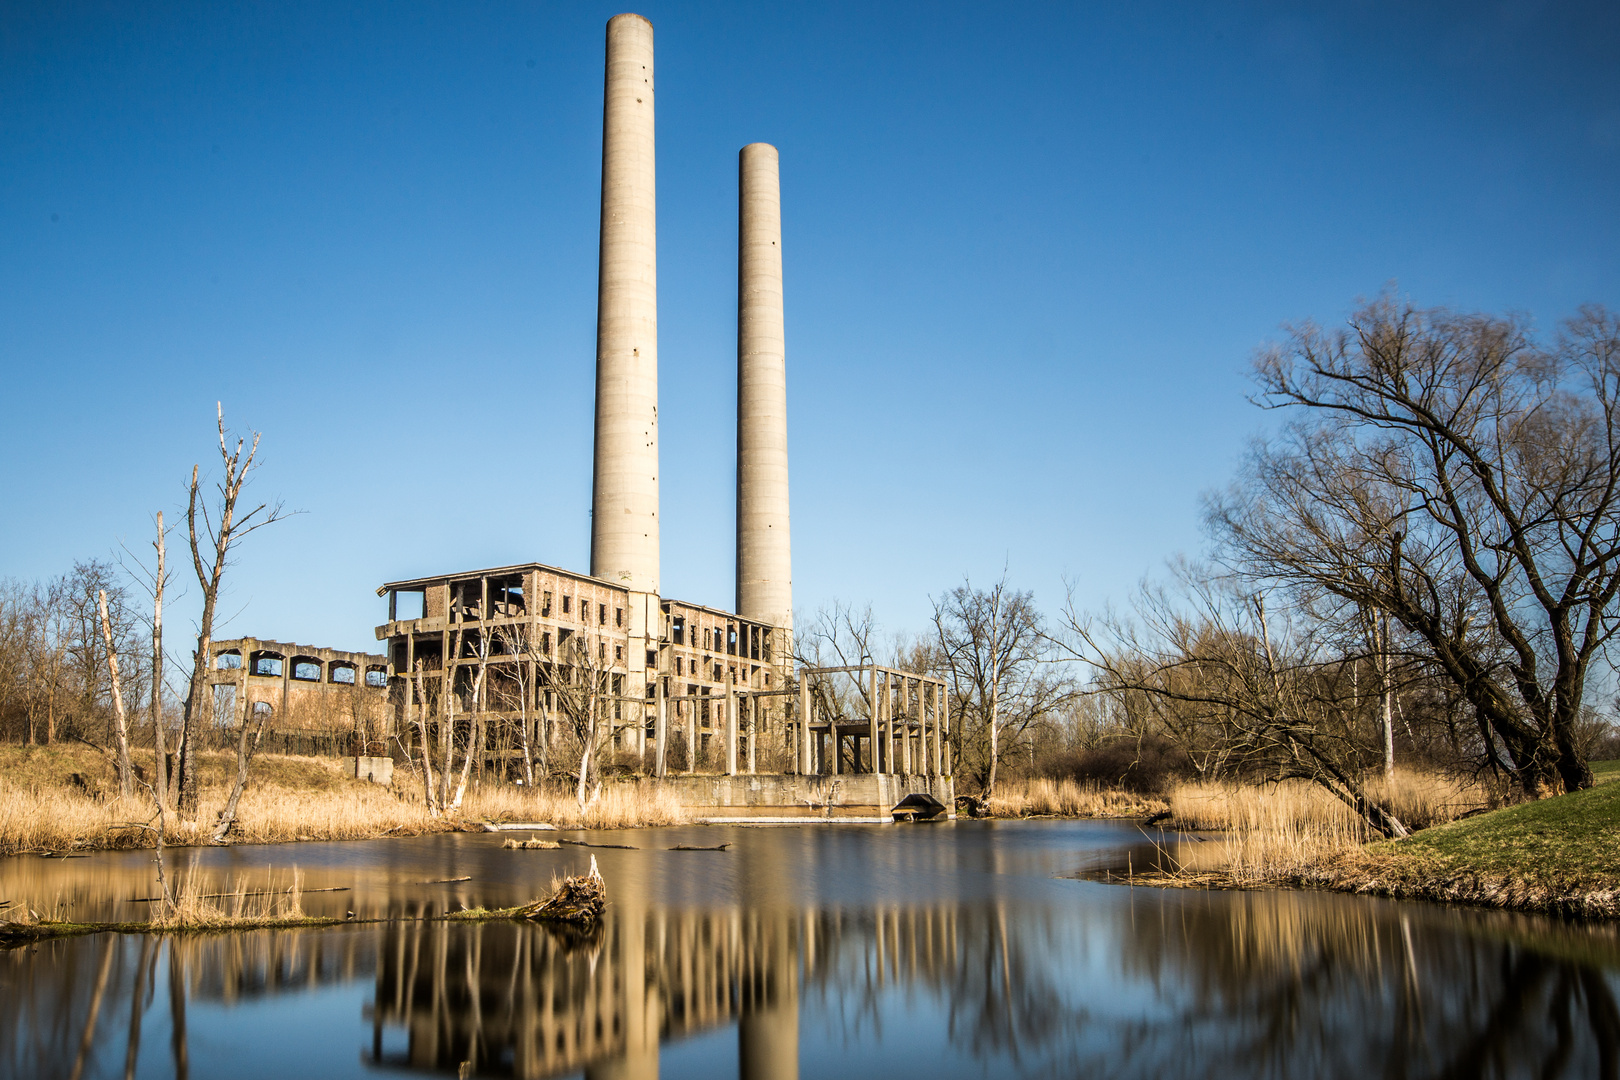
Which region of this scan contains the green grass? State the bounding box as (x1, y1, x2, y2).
(1372, 774, 1620, 884)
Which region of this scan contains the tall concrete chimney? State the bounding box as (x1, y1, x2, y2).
(735, 143, 793, 630)
(590, 13, 659, 594)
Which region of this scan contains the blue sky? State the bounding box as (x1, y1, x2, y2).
(2, 1, 1617, 653)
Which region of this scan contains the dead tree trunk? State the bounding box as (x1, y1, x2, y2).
(151, 511, 169, 809)
(211, 701, 271, 841)
(177, 407, 285, 817)
(96, 589, 134, 798)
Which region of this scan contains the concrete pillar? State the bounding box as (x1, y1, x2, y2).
(726, 685, 738, 775)
(748, 695, 758, 774)
(736, 143, 792, 631)
(590, 13, 660, 594)
(797, 678, 812, 774)
(655, 678, 667, 778)
(868, 668, 880, 776)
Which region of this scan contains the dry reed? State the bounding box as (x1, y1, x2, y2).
(152, 867, 307, 929)
(0, 749, 688, 856)
(986, 777, 1168, 819)
(464, 782, 687, 829)
(1158, 770, 1496, 886)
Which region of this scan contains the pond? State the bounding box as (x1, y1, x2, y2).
(1, 820, 1616, 1079)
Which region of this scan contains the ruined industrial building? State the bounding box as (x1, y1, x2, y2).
(365, 14, 953, 820)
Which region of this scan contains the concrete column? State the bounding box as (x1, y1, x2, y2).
(686, 697, 696, 774)
(655, 678, 667, 778)
(901, 679, 913, 775)
(867, 668, 880, 776)
(726, 685, 738, 775)
(748, 695, 758, 774)
(590, 13, 660, 594)
(736, 142, 792, 630)
(797, 678, 812, 774)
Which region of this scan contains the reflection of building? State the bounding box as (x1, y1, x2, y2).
(207, 636, 390, 749)
(368, 904, 964, 1080)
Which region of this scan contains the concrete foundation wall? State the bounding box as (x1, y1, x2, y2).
(657, 772, 954, 820)
(349, 756, 394, 785)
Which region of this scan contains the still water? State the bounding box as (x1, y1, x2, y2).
(2, 820, 1617, 1079)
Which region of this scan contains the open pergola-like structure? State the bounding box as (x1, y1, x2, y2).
(795, 664, 949, 778)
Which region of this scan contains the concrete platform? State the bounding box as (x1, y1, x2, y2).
(656, 772, 955, 822)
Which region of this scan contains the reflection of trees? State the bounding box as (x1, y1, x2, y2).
(0, 928, 372, 1079)
(794, 902, 1084, 1067)
(1106, 890, 1620, 1080)
(6, 885, 1618, 1080)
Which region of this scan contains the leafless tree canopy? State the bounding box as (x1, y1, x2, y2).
(177, 405, 289, 819)
(1209, 296, 1620, 796)
(933, 576, 1070, 797)
(0, 563, 149, 749)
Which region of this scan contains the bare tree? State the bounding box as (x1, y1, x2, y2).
(1213, 296, 1620, 796)
(1059, 570, 1412, 837)
(120, 512, 177, 808)
(536, 628, 616, 808)
(489, 622, 548, 786)
(175, 406, 288, 818)
(95, 590, 135, 797)
(795, 601, 882, 732)
(932, 574, 1066, 797)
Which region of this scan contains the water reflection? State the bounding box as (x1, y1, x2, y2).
(2, 824, 1618, 1079)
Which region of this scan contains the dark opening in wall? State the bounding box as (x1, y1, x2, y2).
(542, 591, 553, 616)
(615, 607, 624, 627)
(365, 666, 388, 688)
(562, 595, 572, 615)
(291, 658, 322, 682)
(672, 616, 685, 645)
(394, 590, 425, 620)
(490, 577, 525, 616)
(251, 701, 274, 719)
(216, 650, 242, 670)
(250, 652, 283, 678)
(599, 603, 607, 625)
(331, 664, 356, 685)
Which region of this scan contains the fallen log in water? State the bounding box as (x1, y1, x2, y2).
(669, 843, 730, 851)
(558, 837, 637, 850)
(511, 857, 606, 926)
(503, 837, 561, 850)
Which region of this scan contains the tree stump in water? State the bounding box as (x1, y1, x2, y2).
(513, 857, 606, 925)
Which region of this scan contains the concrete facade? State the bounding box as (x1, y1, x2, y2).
(590, 12, 661, 596)
(736, 142, 793, 632)
(206, 637, 389, 744)
(376, 563, 793, 774)
(657, 772, 954, 822)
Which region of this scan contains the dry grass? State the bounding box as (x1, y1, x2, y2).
(1156, 771, 1498, 887)
(0, 744, 687, 855)
(151, 868, 308, 929)
(986, 777, 1169, 819)
(466, 782, 687, 829)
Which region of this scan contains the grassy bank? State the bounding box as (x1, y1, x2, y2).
(1129, 765, 1620, 918)
(1317, 771, 1620, 918)
(0, 744, 686, 856)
